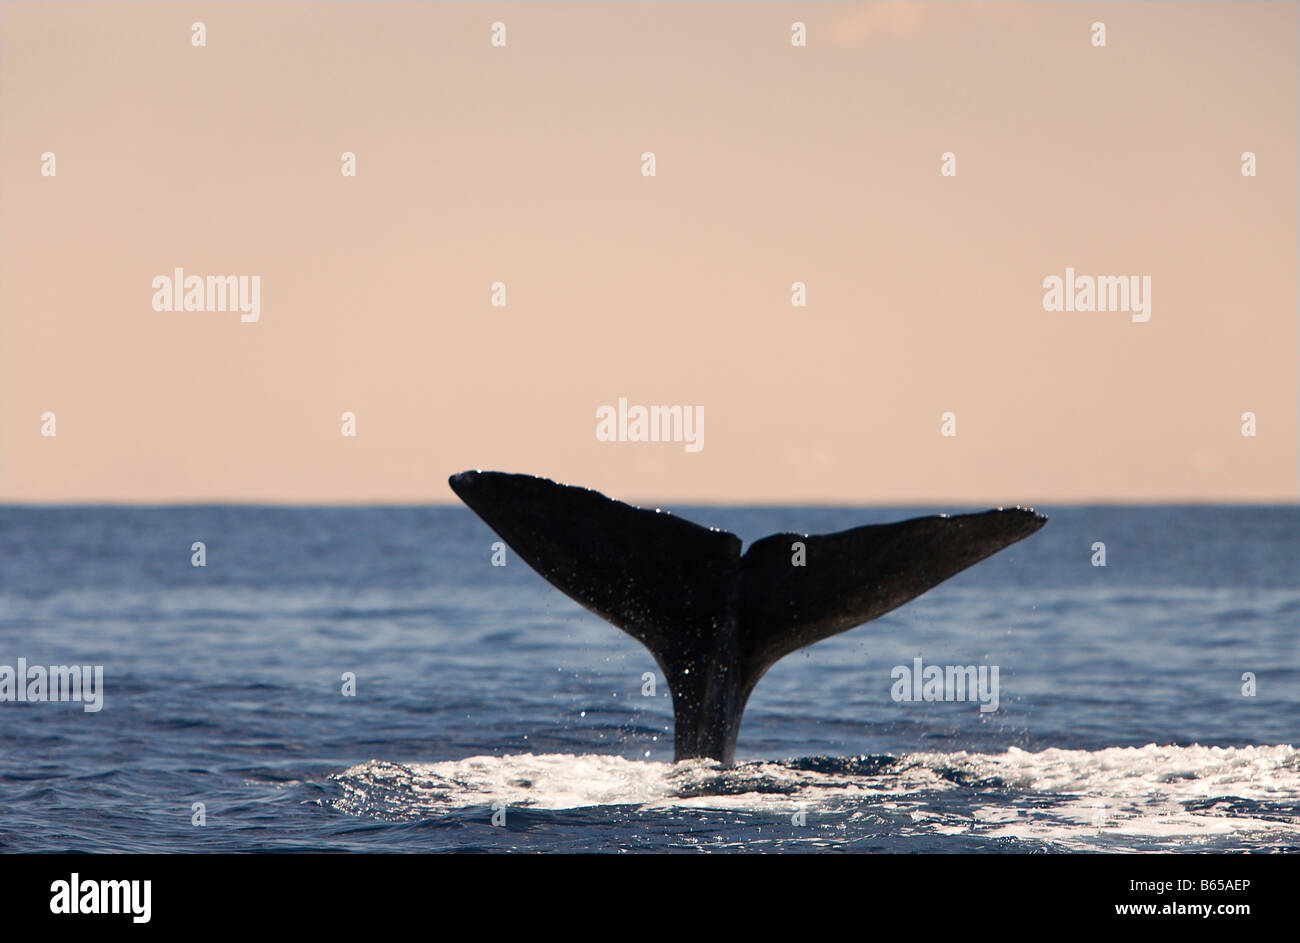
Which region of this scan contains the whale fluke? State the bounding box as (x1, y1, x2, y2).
(449, 470, 1046, 764)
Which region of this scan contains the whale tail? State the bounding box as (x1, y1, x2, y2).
(448, 470, 1046, 764)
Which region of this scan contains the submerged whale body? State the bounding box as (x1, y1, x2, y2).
(449, 470, 1047, 764)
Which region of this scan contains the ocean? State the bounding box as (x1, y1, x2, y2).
(0, 504, 1296, 853)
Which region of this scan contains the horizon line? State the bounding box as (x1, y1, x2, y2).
(2, 498, 1298, 510)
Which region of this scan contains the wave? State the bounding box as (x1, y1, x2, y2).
(327, 744, 1300, 851)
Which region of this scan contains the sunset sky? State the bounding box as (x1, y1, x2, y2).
(2, 1, 1296, 504)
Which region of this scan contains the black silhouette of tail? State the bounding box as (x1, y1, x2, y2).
(449, 470, 1046, 763)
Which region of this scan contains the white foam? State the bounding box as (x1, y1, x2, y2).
(329, 744, 1299, 850)
(907, 743, 1300, 849)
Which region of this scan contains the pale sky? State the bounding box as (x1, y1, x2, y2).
(2, 1, 1296, 504)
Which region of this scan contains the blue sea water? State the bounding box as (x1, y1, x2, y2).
(0, 504, 1296, 853)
